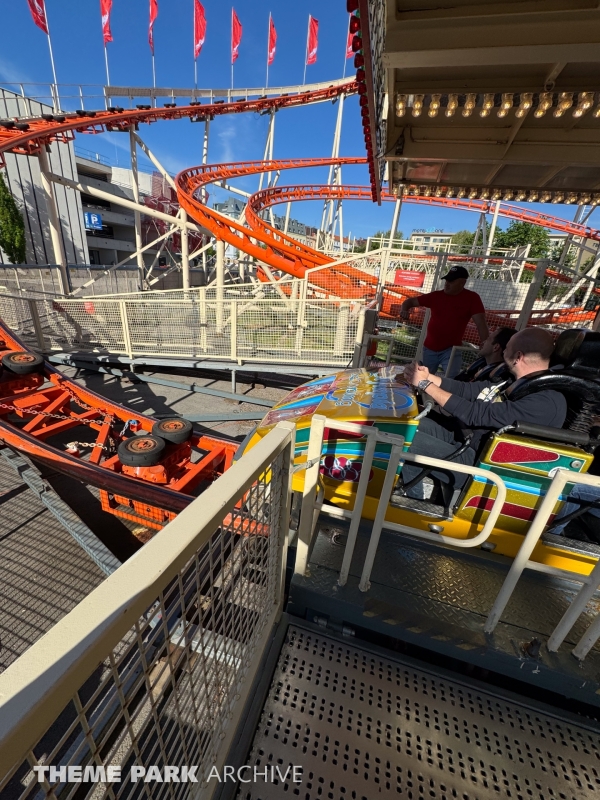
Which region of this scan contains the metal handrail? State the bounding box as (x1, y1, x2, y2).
(296, 414, 507, 591)
(485, 468, 600, 637)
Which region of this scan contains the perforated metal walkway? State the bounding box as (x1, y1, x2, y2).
(240, 625, 600, 800)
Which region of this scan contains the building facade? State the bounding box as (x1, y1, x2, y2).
(0, 89, 88, 267)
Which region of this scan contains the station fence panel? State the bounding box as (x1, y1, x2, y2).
(0, 423, 294, 800)
(0, 293, 364, 368)
(0, 248, 598, 372)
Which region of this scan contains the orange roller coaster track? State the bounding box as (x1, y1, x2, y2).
(0, 81, 598, 527)
(0, 80, 357, 166)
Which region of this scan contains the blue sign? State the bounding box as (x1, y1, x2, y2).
(84, 212, 103, 231)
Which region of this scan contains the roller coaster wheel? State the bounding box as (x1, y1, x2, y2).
(118, 434, 166, 466)
(2, 351, 44, 375)
(152, 417, 193, 444)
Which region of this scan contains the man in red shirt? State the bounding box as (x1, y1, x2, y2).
(400, 265, 489, 377)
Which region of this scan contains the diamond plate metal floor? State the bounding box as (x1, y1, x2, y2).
(288, 521, 600, 707)
(240, 626, 600, 800)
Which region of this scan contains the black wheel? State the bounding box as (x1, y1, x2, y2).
(2, 351, 44, 375)
(118, 434, 166, 467)
(152, 417, 193, 444)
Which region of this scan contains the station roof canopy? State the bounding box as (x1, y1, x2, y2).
(367, 0, 600, 204)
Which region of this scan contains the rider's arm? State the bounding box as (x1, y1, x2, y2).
(399, 296, 421, 320)
(472, 312, 489, 344)
(403, 365, 492, 402)
(440, 376, 494, 401)
(442, 390, 566, 429)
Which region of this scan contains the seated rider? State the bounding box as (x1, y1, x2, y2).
(456, 328, 515, 381)
(398, 328, 567, 498)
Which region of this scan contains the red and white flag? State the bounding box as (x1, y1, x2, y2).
(306, 15, 319, 65)
(231, 8, 242, 64)
(100, 0, 113, 45)
(346, 18, 353, 58)
(27, 0, 48, 34)
(194, 0, 206, 59)
(267, 14, 277, 66)
(149, 0, 158, 54)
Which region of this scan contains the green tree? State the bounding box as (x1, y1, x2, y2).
(355, 228, 405, 252)
(0, 172, 26, 264)
(493, 221, 550, 259)
(550, 242, 575, 268)
(451, 229, 475, 254)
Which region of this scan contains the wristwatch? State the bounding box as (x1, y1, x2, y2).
(417, 378, 433, 392)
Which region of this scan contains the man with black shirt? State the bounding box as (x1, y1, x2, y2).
(398, 328, 566, 497)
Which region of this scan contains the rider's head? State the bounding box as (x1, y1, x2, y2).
(503, 328, 554, 379)
(479, 327, 515, 364)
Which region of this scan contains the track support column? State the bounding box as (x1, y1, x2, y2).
(216, 239, 225, 333)
(180, 210, 190, 290)
(129, 127, 146, 291)
(38, 146, 69, 295)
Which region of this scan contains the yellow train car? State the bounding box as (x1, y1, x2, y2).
(243, 363, 600, 577)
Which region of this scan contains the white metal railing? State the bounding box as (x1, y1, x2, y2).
(295, 416, 600, 661)
(0, 422, 295, 797)
(445, 345, 480, 378)
(0, 293, 366, 369)
(485, 469, 600, 638)
(295, 414, 507, 590)
(0, 78, 354, 114)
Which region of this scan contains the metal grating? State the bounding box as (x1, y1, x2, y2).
(240, 626, 600, 800)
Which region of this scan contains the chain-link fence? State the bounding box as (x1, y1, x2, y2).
(0, 265, 216, 298)
(0, 424, 293, 800)
(2, 250, 598, 372)
(367, 251, 600, 368)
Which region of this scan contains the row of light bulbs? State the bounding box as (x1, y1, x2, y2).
(395, 92, 599, 119)
(394, 183, 600, 205)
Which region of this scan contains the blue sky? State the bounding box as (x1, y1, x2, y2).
(1, 0, 594, 239)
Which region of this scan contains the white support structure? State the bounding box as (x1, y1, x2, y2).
(516, 259, 548, 330)
(319, 94, 345, 253)
(471, 210, 488, 255)
(129, 127, 146, 290)
(47, 173, 204, 234)
(132, 132, 177, 192)
(180, 209, 190, 290)
(215, 239, 225, 332)
(258, 111, 276, 194)
(37, 146, 69, 295)
(485, 200, 501, 258)
(284, 201, 292, 234)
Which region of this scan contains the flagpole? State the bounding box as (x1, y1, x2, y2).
(342, 15, 350, 79)
(303, 17, 309, 85)
(104, 45, 111, 86)
(44, 12, 59, 112)
(231, 8, 234, 90)
(194, 59, 198, 90)
(266, 13, 270, 88)
(152, 53, 156, 88)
